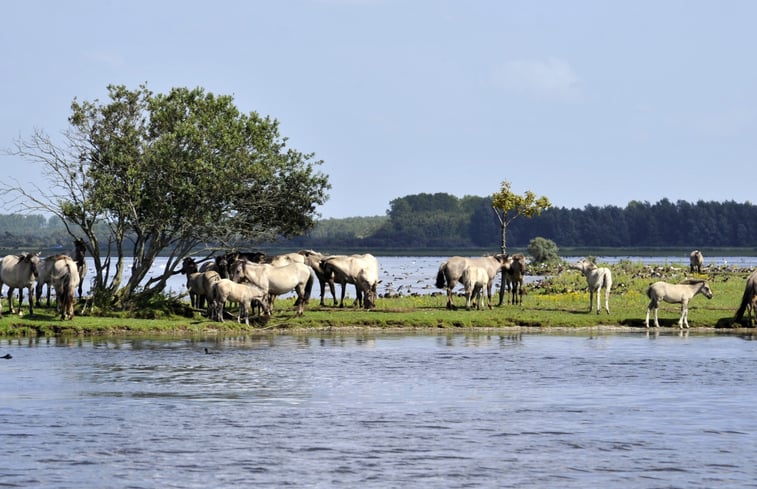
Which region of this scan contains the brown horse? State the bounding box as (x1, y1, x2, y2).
(0, 253, 40, 318)
(690, 250, 704, 274)
(299, 249, 338, 306)
(499, 253, 527, 306)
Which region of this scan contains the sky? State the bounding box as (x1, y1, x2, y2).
(2, 1, 756, 219)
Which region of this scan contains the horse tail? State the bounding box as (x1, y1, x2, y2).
(435, 263, 448, 289)
(645, 284, 653, 300)
(303, 270, 315, 302)
(735, 286, 753, 322)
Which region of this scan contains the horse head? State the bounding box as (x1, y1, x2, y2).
(179, 257, 198, 275)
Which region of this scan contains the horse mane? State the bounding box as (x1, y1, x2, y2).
(681, 279, 706, 285)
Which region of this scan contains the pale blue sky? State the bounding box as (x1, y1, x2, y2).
(2, 1, 755, 218)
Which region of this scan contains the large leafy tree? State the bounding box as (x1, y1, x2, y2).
(6, 84, 330, 305)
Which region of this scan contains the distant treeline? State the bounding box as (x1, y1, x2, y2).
(279, 194, 757, 251)
(4, 194, 757, 253)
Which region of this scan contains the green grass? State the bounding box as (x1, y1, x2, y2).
(1, 261, 753, 337)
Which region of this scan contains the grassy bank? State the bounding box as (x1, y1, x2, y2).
(0, 260, 754, 337)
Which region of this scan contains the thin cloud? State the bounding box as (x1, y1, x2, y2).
(492, 57, 582, 102)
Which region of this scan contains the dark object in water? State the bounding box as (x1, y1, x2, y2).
(1, 353, 12, 359)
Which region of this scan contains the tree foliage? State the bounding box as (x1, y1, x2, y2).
(491, 181, 552, 253)
(5, 84, 329, 305)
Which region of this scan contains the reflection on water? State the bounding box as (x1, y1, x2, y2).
(1, 333, 756, 488)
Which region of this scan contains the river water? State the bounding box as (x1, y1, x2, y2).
(1, 332, 756, 488)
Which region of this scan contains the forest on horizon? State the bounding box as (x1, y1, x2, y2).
(4, 193, 755, 254)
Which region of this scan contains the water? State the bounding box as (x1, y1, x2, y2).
(1, 332, 756, 488)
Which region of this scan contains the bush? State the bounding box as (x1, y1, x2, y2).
(528, 237, 560, 264)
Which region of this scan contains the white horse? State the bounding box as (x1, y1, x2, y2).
(436, 254, 511, 310)
(320, 254, 379, 309)
(735, 270, 757, 326)
(461, 265, 489, 310)
(645, 279, 713, 328)
(211, 278, 268, 324)
(230, 260, 314, 316)
(0, 253, 40, 318)
(571, 258, 613, 315)
(690, 250, 704, 274)
(50, 256, 80, 320)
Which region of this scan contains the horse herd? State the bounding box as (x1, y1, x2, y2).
(177, 250, 380, 324)
(2, 243, 757, 330)
(0, 239, 87, 321)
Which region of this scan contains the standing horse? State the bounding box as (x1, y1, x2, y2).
(230, 259, 314, 316)
(461, 265, 489, 310)
(0, 253, 40, 318)
(50, 256, 80, 320)
(299, 249, 338, 306)
(179, 257, 220, 317)
(734, 270, 757, 326)
(35, 255, 57, 308)
(690, 250, 704, 274)
(645, 279, 713, 328)
(571, 258, 613, 315)
(500, 253, 527, 306)
(436, 254, 510, 310)
(211, 278, 269, 324)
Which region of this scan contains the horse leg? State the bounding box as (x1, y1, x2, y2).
(680, 300, 689, 328)
(26, 285, 33, 317)
(7, 288, 15, 314)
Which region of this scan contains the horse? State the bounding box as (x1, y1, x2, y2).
(230, 259, 314, 316)
(73, 238, 88, 297)
(461, 265, 489, 310)
(266, 252, 306, 267)
(199, 255, 230, 279)
(211, 278, 269, 325)
(50, 255, 80, 320)
(500, 253, 527, 306)
(0, 252, 40, 318)
(645, 279, 713, 328)
(734, 270, 757, 326)
(690, 250, 704, 274)
(178, 257, 221, 317)
(571, 258, 613, 315)
(436, 254, 510, 310)
(35, 255, 57, 308)
(320, 254, 379, 309)
(298, 249, 338, 306)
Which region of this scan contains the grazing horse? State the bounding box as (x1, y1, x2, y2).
(645, 279, 713, 328)
(461, 265, 489, 310)
(500, 253, 527, 306)
(436, 254, 510, 310)
(734, 270, 757, 326)
(50, 256, 80, 320)
(211, 278, 269, 325)
(690, 250, 704, 274)
(0, 253, 40, 318)
(299, 249, 338, 306)
(320, 254, 379, 309)
(230, 259, 314, 316)
(571, 258, 613, 315)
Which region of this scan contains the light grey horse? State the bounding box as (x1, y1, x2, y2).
(436, 254, 510, 310)
(230, 259, 314, 316)
(734, 270, 757, 326)
(690, 250, 704, 274)
(0, 253, 40, 318)
(50, 256, 80, 320)
(645, 279, 713, 328)
(571, 258, 613, 315)
(461, 265, 489, 310)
